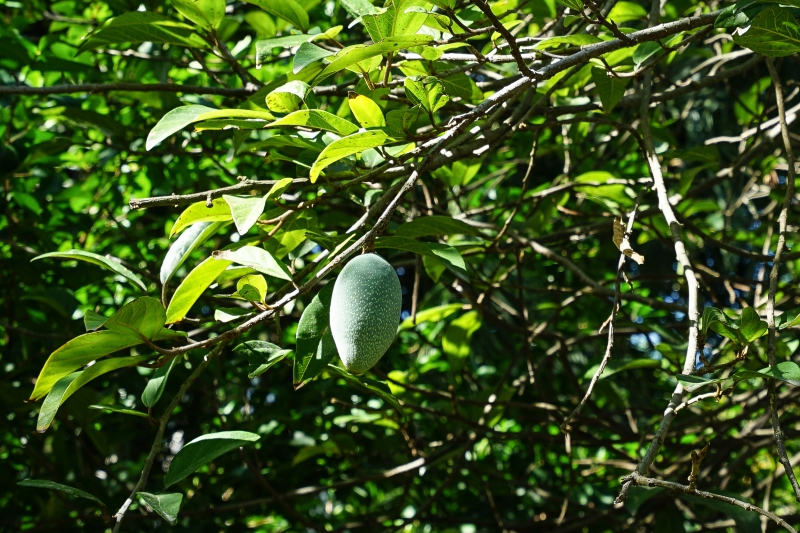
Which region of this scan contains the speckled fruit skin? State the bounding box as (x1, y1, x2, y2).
(330, 253, 402, 374)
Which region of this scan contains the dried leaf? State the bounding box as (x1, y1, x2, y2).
(612, 218, 645, 265)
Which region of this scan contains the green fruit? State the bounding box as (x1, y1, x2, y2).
(330, 253, 402, 374)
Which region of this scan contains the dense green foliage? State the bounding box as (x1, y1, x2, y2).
(2, 0, 800, 531)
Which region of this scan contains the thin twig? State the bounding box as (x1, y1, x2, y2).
(616, 0, 701, 504)
(112, 343, 226, 532)
(623, 473, 797, 533)
(764, 57, 800, 502)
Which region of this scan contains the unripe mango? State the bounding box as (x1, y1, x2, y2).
(330, 253, 402, 374)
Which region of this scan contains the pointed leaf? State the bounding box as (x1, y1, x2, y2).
(309, 130, 392, 183)
(236, 273, 268, 302)
(315, 35, 433, 84)
(734, 7, 800, 56)
(348, 92, 386, 128)
(170, 198, 232, 237)
(164, 431, 260, 487)
(294, 42, 334, 73)
(30, 331, 144, 401)
(32, 250, 147, 292)
(244, 0, 309, 31)
(161, 221, 226, 286)
(266, 110, 359, 136)
(375, 236, 466, 273)
(740, 307, 768, 343)
(327, 365, 405, 419)
(166, 256, 232, 324)
(213, 247, 293, 281)
(37, 355, 150, 431)
(103, 297, 167, 341)
(266, 81, 310, 114)
(88, 404, 150, 418)
(234, 341, 292, 378)
(223, 195, 268, 235)
(147, 106, 274, 150)
(173, 0, 225, 29)
(142, 357, 180, 409)
(591, 67, 631, 113)
(78, 12, 207, 52)
(84, 310, 108, 332)
(139, 492, 183, 525)
(18, 480, 106, 507)
(294, 283, 335, 385)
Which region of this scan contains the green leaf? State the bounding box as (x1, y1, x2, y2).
(103, 297, 168, 341)
(88, 404, 150, 418)
(223, 195, 267, 235)
(535, 34, 603, 49)
(554, 0, 583, 10)
(632, 42, 661, 69)
(340, 0, 379, 17)
(266, 81, 310, 114)
(78, 12, 208, 52)
(404, 76, 449, 114)
(737, 361, 800, 387)
(423, 254, 446, 282)
(30, 331, 144, 401)
(18, 480, 106, 507)
(375, 236, 467, 273)
(294, 42, 334, 74)
(213, 247, 293, 281)
(701, 306, 728, 336)
(255, 34, 315, 67)
(32, 250, 147, 292)
(245, 0, 309, 30)
(733, 7, 800, 56)
(173, 0, 225, 29)
(315, 35, 433, 85)
(607, 1, 648, 23)
(142, 357, 180, 409)
(234, 341, 292, 378)
(294, 282, 335, 386)
(266, 177, 294, 199)
(164, 431, 261, 488)
(37, 355, 150, 431)
(161, 221, 226, 286)
(166, 256, 233, 324)
(309, 130, 393, 183)
(170, 198, 232, 237)
(237, 273, 268, 302)
(84, 310, 108, 332)
(138, 492, 183, 526)
(266, 110, 360, 136)
(399, 303, 464, 330)
(740, 307, 768, 343)
(442, 311, 481, 372)
(214, 307, 255, 323)
(327, 364, 405, 419)
(348, 93, 386, 128)
(362, 0, 428, 41)
(777, 309, 800, 329)
(440, 72, 483, 101)
(590, 67, 631, 113)
(715, 0, 763, 29)
(146, 106, 274, 151)
(395, 216, 482, 238)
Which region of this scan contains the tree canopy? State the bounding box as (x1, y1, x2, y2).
(2, 0, 800, 531)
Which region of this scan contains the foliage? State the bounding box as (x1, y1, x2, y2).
(2, 0, 800, 531)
